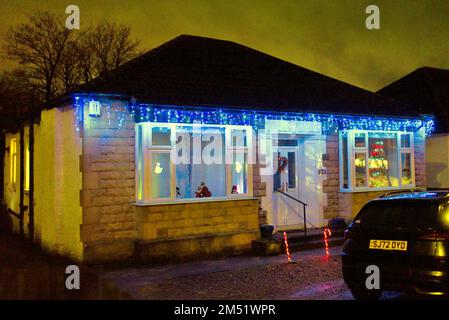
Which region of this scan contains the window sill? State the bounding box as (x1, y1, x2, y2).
(133, 196, 258, 206)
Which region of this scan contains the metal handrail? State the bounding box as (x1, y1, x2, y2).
(7, 208, 20, 219)
(273, 188, 308, 206)
(274, 187, 315, 240)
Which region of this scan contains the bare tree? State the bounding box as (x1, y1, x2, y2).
(84, 21, 141, 76)
(2, 12, 141, 102)
(0, 69, 37, 118)
(3, 11, 72, 105)
(57, 38, 84, 93)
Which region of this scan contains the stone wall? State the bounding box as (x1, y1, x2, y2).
(80, 100, 137, 263)
(79, 99, 261, 263)
(253, 138, 268, 226)
(414, 129, 426, 187)
(323, 134, 339, 219)
(135, 198, 259, 262)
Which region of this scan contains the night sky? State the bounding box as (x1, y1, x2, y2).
(1, 0, 448, 91)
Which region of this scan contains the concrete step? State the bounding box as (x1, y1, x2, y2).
(276, 228, 345, 244)
(288, 237, 345, 252)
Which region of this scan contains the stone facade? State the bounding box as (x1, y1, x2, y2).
(253, 140, 268, 226)
(79, 99, 261, 263)
(323, 134, 340, 219)
(323, 130, 427, 221)
(80, 100, 137, 263)
(414, 129, 427, 187)
(77, 98, 428, 262)
(135, 199, 259, 262)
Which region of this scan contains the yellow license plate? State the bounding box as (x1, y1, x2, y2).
(369, 240, 407, 251)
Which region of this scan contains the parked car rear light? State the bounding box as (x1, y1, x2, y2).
(418, 231, 449, 241)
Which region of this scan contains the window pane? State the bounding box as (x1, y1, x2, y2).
(401, 134, 411, 148)
(401, 153, 412, 185)
(231, 152, 248, 194)
(287, 152, 296, 189)
(231, 129, 247, 147)
(368, 132, 399, 188)
(355, 153, 367, 187)
(354, 132, 366, 148)
(150, 152, 171, 198)
(175, 126, 226, 199)
(152, 126, 171, 146)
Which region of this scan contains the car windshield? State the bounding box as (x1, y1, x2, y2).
(356, 200, 439, 229)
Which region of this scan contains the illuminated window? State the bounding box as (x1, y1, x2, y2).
(136, 123, 253, 203)
(340, 131, 414, 191)
(10, 139, 17, 186)
(24, 147, 30, 191)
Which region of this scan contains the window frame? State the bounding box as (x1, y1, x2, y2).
(136, 122, 253, 204)
(339, 130, 415, 192)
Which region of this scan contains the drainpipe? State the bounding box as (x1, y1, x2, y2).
(0, 130, 4, 200)
(19, 125, 24, 236)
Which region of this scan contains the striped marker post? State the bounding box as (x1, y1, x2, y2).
(324, 227, 332, 258)
(283, 231, 295, 264)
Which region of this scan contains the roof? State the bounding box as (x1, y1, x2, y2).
(75, 35, 420, 118)
(378, 67, 449, 133)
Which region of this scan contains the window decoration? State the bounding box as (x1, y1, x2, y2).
(340, 130, 415, 191)
(195, 182, 212, 198)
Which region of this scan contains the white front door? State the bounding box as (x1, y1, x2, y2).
(273, 146, 303, 228)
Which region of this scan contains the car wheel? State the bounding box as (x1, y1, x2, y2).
(349, 286, 382, 300)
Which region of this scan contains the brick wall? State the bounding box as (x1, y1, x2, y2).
(136, 199, 259, 261)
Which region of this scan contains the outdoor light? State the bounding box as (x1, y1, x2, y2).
(88, 100, 101, 117)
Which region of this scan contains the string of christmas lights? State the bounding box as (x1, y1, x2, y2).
(73, 96, 435, 136)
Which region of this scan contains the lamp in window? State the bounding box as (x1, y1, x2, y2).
(88, 100, 101, 117)
(235, 160, 243, 173)
(153, 162, 164, 175)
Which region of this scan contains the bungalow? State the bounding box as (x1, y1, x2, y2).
(1, 35, 434, 263)
(378, 67, 449, 188)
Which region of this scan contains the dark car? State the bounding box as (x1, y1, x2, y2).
(342, 190, 449, 300)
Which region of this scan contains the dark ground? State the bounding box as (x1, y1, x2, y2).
(0, 233, 128, 299)
(0, 232, 436, 300)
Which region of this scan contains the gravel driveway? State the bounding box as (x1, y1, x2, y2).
(100, 246, 356, 300)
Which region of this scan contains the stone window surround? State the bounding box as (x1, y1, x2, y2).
(338, 129, 416, 192)
(135, 121, 255, 204)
